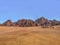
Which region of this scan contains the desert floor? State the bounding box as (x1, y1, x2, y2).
(0, 26, 60, 45)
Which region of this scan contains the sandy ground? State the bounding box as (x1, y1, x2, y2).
(0, 26, 60, 45)
(0, 26, 60, 34)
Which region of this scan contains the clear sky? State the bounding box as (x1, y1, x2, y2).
(0, 0, 60, 23)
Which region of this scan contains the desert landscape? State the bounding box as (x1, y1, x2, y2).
(0, 25, 60, 45)
(0, 0, 60, 45)
(0, 17, 60, 45)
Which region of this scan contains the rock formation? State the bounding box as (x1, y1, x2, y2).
(3, 20, 12, 26)
(0, 17, 60, 27)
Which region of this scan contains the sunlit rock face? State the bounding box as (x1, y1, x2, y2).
(0, 17, 60, 27)
(3, 20, 12, 26)
(16, 19, 36, 27)
(35, 17, 48, 26)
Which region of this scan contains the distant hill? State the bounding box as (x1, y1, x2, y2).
(0, 17, 60, 27)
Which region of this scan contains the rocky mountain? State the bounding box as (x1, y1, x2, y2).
(1, 17, 60, 27)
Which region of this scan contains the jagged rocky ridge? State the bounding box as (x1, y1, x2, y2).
(0, 17, 60, 27)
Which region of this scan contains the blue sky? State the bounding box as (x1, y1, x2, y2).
(0, 0, 60, 23)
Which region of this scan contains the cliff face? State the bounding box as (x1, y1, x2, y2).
(3, 20, 12, 26)
(1, 17, 60, 27)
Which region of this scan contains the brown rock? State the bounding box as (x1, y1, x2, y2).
(3, 20, 12, 26)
